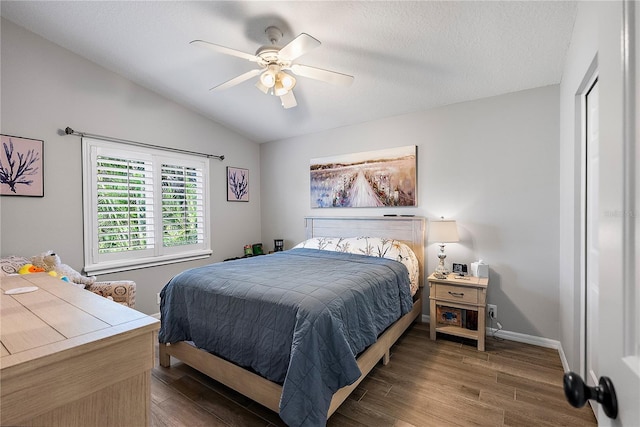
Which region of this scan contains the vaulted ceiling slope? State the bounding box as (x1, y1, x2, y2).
(1, 1, 577, 143)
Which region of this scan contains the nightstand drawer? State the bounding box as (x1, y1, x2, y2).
(435, 284, 478, 304)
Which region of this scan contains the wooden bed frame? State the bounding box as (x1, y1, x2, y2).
(159, 216, 426, 419)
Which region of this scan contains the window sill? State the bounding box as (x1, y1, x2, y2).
(84, 250, 213, 276)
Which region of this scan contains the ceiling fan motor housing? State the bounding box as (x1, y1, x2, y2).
(265, 26, 283, 45)
(255, 47, 283, 65)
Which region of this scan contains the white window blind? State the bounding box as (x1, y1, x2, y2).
(161, 163, 205, 247)
(96, 155, 155, 254)
(83, 138, 211, 275)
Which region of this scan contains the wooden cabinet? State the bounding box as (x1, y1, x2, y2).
(428, 273, 489, 351)
(1, 273, 159, 426)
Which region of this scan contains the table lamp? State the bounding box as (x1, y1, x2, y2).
(429, 217, 459, 278)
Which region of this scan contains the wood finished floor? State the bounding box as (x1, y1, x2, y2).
(151, 322, 596, 426)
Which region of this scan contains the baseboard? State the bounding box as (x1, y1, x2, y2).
(486, 328, 562, 350)
(422, 314, 565, 357)
(557, 342, 570, 372)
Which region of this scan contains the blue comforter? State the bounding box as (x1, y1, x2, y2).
(159, 248, 413, 426)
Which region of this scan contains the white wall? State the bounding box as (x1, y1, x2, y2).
(1, 16, 567, 341)
(0, 18, 262, 315)
(261, 85, 561, 339)
(558, 2, 599, 371)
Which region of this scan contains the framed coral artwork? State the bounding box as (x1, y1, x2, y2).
(227, 166, 249, 202)
(0, 134, 44, 197)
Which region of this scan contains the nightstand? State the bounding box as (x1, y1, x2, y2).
(428, 273, 489, 351)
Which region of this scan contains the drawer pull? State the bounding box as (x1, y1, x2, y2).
(448, 291, 465, 297)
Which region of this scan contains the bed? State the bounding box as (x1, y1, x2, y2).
(158, 216, 425, 426)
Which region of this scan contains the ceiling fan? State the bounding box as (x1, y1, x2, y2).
(191, 26, 354, 109)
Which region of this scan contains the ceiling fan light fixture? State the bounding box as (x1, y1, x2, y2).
(260, 71, 275, 87)
(260, 64, 279, 88)
(273, 71, 296, 96)
(279, 72, 296, 90)
(274, 81, 288, 97)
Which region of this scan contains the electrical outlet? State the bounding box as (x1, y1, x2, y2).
(487, 304, 497, 319)
(157, 293, 161, 305)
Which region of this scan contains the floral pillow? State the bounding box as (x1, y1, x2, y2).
(293, 236, 419, 295)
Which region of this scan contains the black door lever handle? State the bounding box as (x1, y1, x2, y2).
(563, 371, 618, 419)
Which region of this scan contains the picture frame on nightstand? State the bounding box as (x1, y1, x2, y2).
(452, 263, 468, 276)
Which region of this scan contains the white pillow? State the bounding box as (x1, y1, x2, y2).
(294, 237, 419, 295)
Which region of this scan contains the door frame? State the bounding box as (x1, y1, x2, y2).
(577, 57, 599, 385)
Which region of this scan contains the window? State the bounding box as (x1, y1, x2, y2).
(83, 138, 211, 274)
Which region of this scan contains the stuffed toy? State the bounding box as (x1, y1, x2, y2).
(18, 264, 71, 283)
(47, 270, 71, 283)
(18, 264, 45, 274)
(31, 251, 96, 288)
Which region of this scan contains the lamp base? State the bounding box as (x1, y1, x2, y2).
(434, 243, 450, 278)
(433, 271, 448, 279)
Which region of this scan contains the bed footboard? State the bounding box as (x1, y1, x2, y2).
(160, 340, 282, 412)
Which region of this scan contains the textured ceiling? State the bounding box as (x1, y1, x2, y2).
(1, 1, 577, 143)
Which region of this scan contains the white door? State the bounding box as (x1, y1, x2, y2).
(596, 1, 639, 424)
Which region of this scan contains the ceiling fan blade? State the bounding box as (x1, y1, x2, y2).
(190, 40, 259, 62)
(210, 68, 262, 91)
(280, 91, 297, 109)
(289, 64, 354, 86)
(278, 33, 321, 61)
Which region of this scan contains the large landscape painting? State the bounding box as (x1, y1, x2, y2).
(310, 145, 416, 208)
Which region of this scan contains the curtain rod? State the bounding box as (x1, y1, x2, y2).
(63, 127, 224, 161)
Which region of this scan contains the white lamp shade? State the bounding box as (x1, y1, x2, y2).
(280, 72, 296, 89)
(274, 72, 296, 96)
(274, 80, 287, 97)
(260, 65, 279, 88)
(429, 220, 459, 243)
(260, 72, 276, 87)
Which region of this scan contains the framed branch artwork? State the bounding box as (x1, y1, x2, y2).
(0, 134, 44, 197)
(227, 166, 249, 202)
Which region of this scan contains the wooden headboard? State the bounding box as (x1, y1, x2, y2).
(304, 216, 426, 287)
